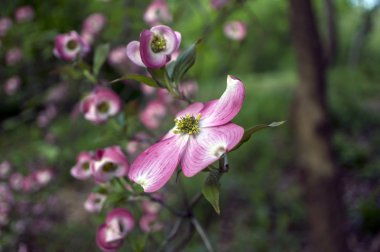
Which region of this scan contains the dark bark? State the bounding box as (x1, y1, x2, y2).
(289, 0, 348, 251)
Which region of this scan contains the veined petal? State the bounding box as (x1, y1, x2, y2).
(96, 224, 124, 252)
(200, 75, 245, 127)
(150, 25, 178, 54)
(174, 31, 181, 51)
(128, 135, 188, 192)
(181, 123, 244, 177)
(126, 41, 145, 67)
(140, 30, 167, 68)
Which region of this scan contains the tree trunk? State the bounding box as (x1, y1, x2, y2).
(324, 0, 338, 65)
(289, 0, 348, 251)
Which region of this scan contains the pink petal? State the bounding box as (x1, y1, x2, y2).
(105, 208, 135, 233)
(128, 135, 188, 192)
(150, 25, 178, 54)
(199, 75, 245, 127)
(140, 30, 167, 68)
(181, 123, 244, 177)
(126, 41, 145, 67)
(96, 224, 124, 252)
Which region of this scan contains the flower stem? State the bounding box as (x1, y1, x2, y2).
(191, 217, 215, 252)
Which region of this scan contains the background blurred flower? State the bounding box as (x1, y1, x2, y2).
(15, 6, 35, 23)
(80, 86, 122, 124)
(53, 31, 90, 61)
(82, 13, 107, 35)
(210, 0, 229, 9)
(0, 17, 12, 37)
(3, 76, 21, 95)
(92, 146, 129, 183)
(0, 161, 12, 179)
(223, 20, 247, 41)
(84, 193, 106, 213)
(139, 99, 167, 129)
(5, 47, 23, 66)
(71, 151, 94, 180)
(144, 0, 172, 26)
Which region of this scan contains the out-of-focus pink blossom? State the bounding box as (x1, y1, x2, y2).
(3, 76, 21, 95)
(126, 132, 150, 156)
(80, 31, 94, 45)
(37, 104, 57, 128)
(5, 47, 23, 66)
(139, 99, 167, 130)
(33, 168, 53, 186)
(126, 25, 181, 68)
(91, 146, 129, 183)
(108, 46, 129, 68)
(139, 213, 163, 233)
(0, 183, 13, 203)
(22, 175, 37, 192)
(15, 6, 35, 23)
(129, 75, 245, 192)
(144, 0, 172, 26)
(71, 151, 94, 180)
(210, 0, 229, 9)
(179, 80, 198, 99)
(84, 192, 106, 213)
(223, 21, 247, 41)
(96, 208, 134, 252)
(0, 17, 12, 37)
(140, 84, 156, 96)
(46, 83, 69, 104)
(0, 161, 11, 179)
(53, 31, 90, 61)
(80, 86, 122, 124)
(82, 13, 107, 35)
(9, 173, 23, 191)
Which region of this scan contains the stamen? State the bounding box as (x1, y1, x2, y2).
(97, 101, 110, 113)
(82, 162, 90, 170)
(173, 114, 201, 135)
(151, 35, 167, 53)
(102, 162, 117, 173)
(67, 39, 78, 50)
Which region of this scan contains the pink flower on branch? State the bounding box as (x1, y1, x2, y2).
(96, 208, 134, 252)
(80, 86, 122, 124)
(144, 0, 172, 26)
(53, 31, 90, 61)
(84, 192, 106, 213)
(71, 151, 94, 180)
(126, 25, 181, 68)
(91, 146, 129, 183)
(128, 75, 245, 192)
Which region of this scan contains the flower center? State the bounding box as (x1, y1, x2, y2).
(102, 162, 118, 173)
(82, 162, 90, 170)
(173, 114, 201, 135)
(97, 101, 110, 113)
(67, 39, 78, 50)
(151, 35, 167, 53)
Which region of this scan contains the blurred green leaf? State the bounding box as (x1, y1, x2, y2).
(93, 43, 110, 76)
(202, 170, 221, 215)
(132, 183, 144, 194)
(232, 121, 286, 151)
(170, 39, 201, 84)
(110, 74, 158, 87)
(147, 67, 169, 87)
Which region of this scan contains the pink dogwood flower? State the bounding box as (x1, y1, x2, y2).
(84, 192, 106, 213)
(82, 13, 107, 35)
(144, 0, 172, 26)
(53, 31, 90, 61)
(71, 151, 94, 180)
(5, 47, 23, 66)
(126, 25, 181, 68)
(15, 6, 35, 23)
(0, 161, 11, 179)
(96, 208, 134, 252)
(139, 99, 167, 129)
(0, 17, 12, 37)
(128, 75, 245, 192)
(33, 168, 53, 187)
(210, 0, 229, 9)
(91, 146, 129, 183)
(224, 21, 247, 41)
(80, 86, 122, 124)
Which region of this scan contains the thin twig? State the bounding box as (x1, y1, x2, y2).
(191, 217, 215, 252)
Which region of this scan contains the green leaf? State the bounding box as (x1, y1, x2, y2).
(170, 39, 201, 84)
(147, 67, 170, 88)
(93, 43, 110, 76)
(132, 183, 144, 194)
(232, 121, 286, 151)
(202, 170, 221, 215)
(110, 74, 158, 87)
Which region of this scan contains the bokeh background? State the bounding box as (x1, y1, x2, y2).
(1, 0, 380, 251)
